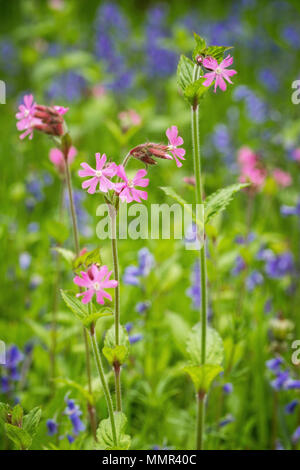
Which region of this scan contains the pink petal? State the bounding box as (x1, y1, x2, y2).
(215, 75, 227, 92)
(49, 148, 63, 166)
(116, 165, 128, 182)
(220, 55, 233, 69)
(174, 148, 186, 159)
(166, 126, 178, 146)
(68, 146, 77, 163)
(131, 188, 148, 202)
(103, 162, 118, 178)
(24, 94, 33, 108)
(82, 177, 99, 194)
(99, 176, 114, 193)
(119, 187, 133, 203)
(81, 289, 94, 304)
(78, 163, 96, 177)
(203, 56, 218, 70)
(73, 275, 90, 288)
(202, 72, 216, 87)
(96, 265, 109, 281)
(96, 153, 106, 171)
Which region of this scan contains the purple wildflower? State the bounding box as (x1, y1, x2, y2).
(231, 255, 246, 276)
(186, 261, 201, 310)
(285, 400, 298, 415)
(47, 419, 58, 436)
(64, 397, 85, 436)
(223, 383, 233, 394)
(265, 253, 294, 279)
(246, 271, 264, 291)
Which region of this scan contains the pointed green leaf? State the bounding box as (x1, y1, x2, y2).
(192, 33, 207, 62)
(96, 412, 131, 450)
(12, 404, 23, 427)
(60, 289, 88, 322)
(5, 423, 32, 450)
(160, 186, 204, 229)
(73, 248, 102, 273)
(23, 407, 42, 437)
(204, 183, 249, 223)
(204, 45, 233, 62)
(183, 76, 211, 105)
(177, 54, 195, 93)
(0, 402, 10, 424)
(104, 325, 130, 350)
(102, 345, 128, 366)
(53, 247, 75, 265)
(82, 310, 113, 328)
(187, 323, 224, 366)
(184, 364, 223, 393)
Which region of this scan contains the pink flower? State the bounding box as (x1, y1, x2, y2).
(118, 109, 142, 132)
(49, 146, 77, 174)
(53, 105, 69, 115)
(166, 126, 186, 168)
(240, 166, 266, 188)
(74, 264, 118, 305)
(237, 146, 258, 167)
(115, 166, 149, 203)
(272, 169, 292, 187)
(16, 94, 41, 140)
(202, 55, 237, 93)
(78, 153, 118, 194)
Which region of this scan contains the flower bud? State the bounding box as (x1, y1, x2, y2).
(130, 143, 172, 165)
(33, 105, 67, 137)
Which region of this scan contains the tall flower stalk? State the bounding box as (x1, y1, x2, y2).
(63, 153, 97, 441)
(191, 63, 208, 450)
(177, 34, 238, 451)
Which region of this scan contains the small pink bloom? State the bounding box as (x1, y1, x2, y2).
(53, 105, 69, 115)
(78, 153, 118, 194)
(272, 169, 292, 187)
(118, 109, 142, 132)
(16, 94, 41, 140)
(203, 55, 237, 93)
(240, 166, 266, 188)
(49, 146, 77, 174)
(237, 146, 258, 167)
(166, 126, 186, 168)
(114, 166, 149, 203)
(74, 264, 118, 305)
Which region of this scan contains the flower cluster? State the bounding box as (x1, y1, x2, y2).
(16, 94, 68, 140)
(0, 345, 24, 394)
(46, 395, 85, 444)
(78, 126, 185, 203)
(237, 146, 266, 191)
(123, 248, 154, 286)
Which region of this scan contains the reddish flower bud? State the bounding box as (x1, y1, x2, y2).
(130, 143, 172, 165)
(33, 105, 67, 137)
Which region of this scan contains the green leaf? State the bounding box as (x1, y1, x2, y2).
(183, 76, 211, 105)
(160, 186, 203, 229)
(5, 423, 32, 450)
(53, 247, 75, 265)
(104, 324, 130, 350)
(46, 220, 69, 244)
(204, 45, 233, 62)
(96, 412, 131, 450)
(11, 404, 23, 427)
(103, 345, 128, 366)
(192, 33, 207, 62)
(73, 248, 102, 273)
(23, 407, 42, 437)
(184, 364, 223, 393)
(204, 183, 249, 223)
(60, 289, 88, 322)
(82, 309, 113, 328)
(0, 402, 10, 424)
(177, 54, 195, 93)
(187, 323, 224, 366)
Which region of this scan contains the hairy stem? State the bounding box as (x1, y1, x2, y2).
(191, 64, 208, 448)
(64, 157, 97, 440)
(89, 324, 117, 446)
(110, 206, 122, 411)
(196, 393, 205, 450)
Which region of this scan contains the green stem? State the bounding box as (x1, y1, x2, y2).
(196, 393, 205, 450)
(63, 157, 97, 440)
(191, 64, 208, 448)
(89, 325, 117, 446)
(110, 206, 122, 411)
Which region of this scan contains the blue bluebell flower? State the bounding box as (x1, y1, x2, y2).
(285, 399, 298, 415)
(27, 222, 40, 233)
(271, 370, 290, 391)
(266, 357, 283, 372)
(219, 415, 235, 427)
(292, 426, 300, 444)
(19, 252, 32, 270)
(259, 68, 279, 92)
(223, 383, 233, 394)
(186, 261, 201, 310)
(64, 397, 85, 436)
(123, 248, 154, 286)
(135, 301, 151, 314)
(282, 26, 300, 48)
(280, 201, 300, 216)
(67, 434, 75, 444)
(46, 419, 58, 436)
(265, 253, 294, 279)
(129, 334, 143, 345)
(246, 271, 264, 291)
(231, 256, 246, 276)
(285, 380, 300, 390)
